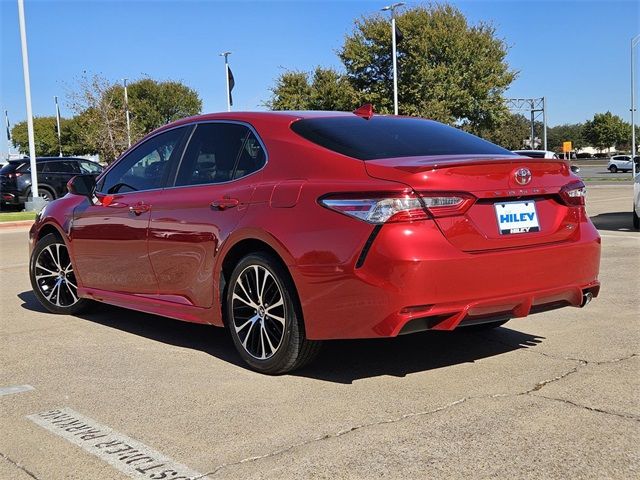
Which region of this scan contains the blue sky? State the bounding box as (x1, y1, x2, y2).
(1, 0, 639, 155)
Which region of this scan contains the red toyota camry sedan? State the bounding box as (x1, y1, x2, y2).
(28, 110, 601, 373)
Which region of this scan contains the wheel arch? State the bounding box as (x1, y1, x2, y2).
(216, 234, 298, 328)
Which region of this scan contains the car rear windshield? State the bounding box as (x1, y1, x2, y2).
(290, 116, 512, 160)
(0, 161, 25, 174)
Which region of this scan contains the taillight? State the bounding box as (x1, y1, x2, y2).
(320, 192, 428, 224)
(418, 192, 475, 218)
(559, 181, 586, 206)
(320, 191, 474, 224)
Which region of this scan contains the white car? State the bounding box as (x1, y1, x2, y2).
(608, 155, 638, 173)
(512, 150, 560, 159)
(634, 172, 639, 230)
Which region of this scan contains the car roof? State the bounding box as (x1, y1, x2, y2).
(9, 157, 94, 163)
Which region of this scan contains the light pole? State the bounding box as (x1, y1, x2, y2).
(632, 34, 640, 178)
(382, 2, 404, 115)
(219, 52, 232, 112)
(123, 78, 131, 148)
(54, 96, 62, 156)
(5, 110, 11, 160)
(17, 0, 42, 210)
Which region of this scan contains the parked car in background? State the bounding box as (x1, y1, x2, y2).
(512, 150, 559, 159)
(633, 172, 640, 230)
(0, 157, 102, 208)
(513, 150, 580, 173)
(28, 111, 601, 374)
(607, 155, 639, 173)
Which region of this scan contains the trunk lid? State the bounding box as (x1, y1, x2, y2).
(365, 155, 581, 252)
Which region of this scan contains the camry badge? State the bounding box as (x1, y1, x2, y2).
(514, 167, 532, 186)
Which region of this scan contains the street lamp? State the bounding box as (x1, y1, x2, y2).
(17, 0, 42, 210)
(219, 52, 232, 112)
(632, 34, 640, 178)
(381, 2, 404, 115)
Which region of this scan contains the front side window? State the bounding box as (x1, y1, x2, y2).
(175, 123, 260, 187)
(99, 127, 187, 194)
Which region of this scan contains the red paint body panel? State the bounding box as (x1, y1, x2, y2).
(28, 111, 601, 340)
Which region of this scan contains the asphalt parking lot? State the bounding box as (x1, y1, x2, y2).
(1, 184, 638, 479)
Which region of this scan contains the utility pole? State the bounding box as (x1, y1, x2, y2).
(123, 78, 131, 148)
(632, 35, 639, 178)
(17, 0, 42, 210)
(382, 3, 404, 115)
(219, 52, 232, 112)
(54, 96, 62, 156)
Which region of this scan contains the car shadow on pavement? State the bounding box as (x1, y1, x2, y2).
(589, 212, 636, 232)
(18, 290, 543, 383)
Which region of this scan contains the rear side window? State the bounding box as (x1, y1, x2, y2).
(290, 116, 512, 160)
(43, 161, 80, 173)
(79, 160, 102, 174)
(175, 123, 262, 186)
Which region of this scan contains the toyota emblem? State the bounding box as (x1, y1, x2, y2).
(514, 167, 532, 186)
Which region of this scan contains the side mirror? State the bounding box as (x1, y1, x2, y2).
(570, 165, 580, 174)
(67, 175, 97, 202)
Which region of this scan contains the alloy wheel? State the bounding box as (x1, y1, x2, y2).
(231, 264, 286, 360)
(34, 242, 79, 307)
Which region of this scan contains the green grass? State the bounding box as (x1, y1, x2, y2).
(0, 211, 37, 222)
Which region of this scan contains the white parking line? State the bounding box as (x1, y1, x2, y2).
(0, 384, 34, 396)
(27, 408, 210, 480)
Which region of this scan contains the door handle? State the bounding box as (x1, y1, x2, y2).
(210, 198, 239, 211)
(129, 202, 150, 215)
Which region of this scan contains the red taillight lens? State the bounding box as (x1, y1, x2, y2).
(418, 192, 475, 218)
(320, 192, 428, 224)
(320, 191, 475, 224)
(559, 181, 586, 206)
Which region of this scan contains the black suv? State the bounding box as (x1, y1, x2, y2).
(0, 157, 103, 208)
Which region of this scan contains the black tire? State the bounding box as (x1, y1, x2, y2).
(633, 205, 640, 230)
(226, 252, 321, 374)
(462, 319, 510, 331)
(609, 165, 618, 173)
(27, 187, 55, 203)
(29, 233, 91, 315)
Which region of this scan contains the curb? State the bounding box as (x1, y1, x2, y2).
(0, 220, 35, 229)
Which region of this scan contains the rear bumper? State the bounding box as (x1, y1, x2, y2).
(292, 217, 601, 340)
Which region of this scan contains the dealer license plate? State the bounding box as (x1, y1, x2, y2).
(495, 201, 540, 235)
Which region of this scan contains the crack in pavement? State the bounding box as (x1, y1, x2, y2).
(534, 394, 640, 422)
(0, 451, 41, 480)
(196, 350, 639, 477)
(194, 398, 470, 478)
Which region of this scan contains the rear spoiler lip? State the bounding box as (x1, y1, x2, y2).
(366, 154, 570, 172)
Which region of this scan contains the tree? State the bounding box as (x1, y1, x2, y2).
(583, 112, 630, 151)
(547, 123, 586, 152)
(267, 67, 358, 111)
(339, 4, 515, 131)
(11, 116, 60, 157)
(267, 4, 515, 129)
(475, 113, 530, 150)
(67, 75, 202, 163)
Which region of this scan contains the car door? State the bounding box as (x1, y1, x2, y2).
(147, 122, 267, 308)
(42, 160, 80, 198)
(70, 126, 189, 294)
